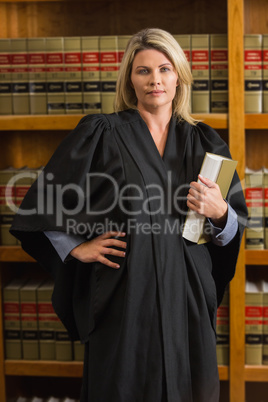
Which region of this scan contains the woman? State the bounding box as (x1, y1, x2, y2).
(11, 28, 247, 402)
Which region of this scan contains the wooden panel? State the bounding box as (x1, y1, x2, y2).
(245, 250, 268, 265)
(245, 366, 268, 382)
(228, 0, 245, 401)
(245, 114, 268, 129)
(246, 130, 268, 169)
(0, 0, 227, 39)
(244, 0, 268, 34)
(5, 360, 83, 377)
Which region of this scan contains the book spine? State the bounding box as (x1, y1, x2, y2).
(46, 37, 65, 114)
(245, 169, 265, 250)
(0, 169, 17, 246)
(55, 318, 73, 361)
(210, 34, 228, 113)
(20, 282, 41, 360)
(11, 38, 30, 115)
(37, 286, 56, 361)
(99, 36, 119, 114)
(216, 290, 229, 365)
(263, 291, 268, 364)
(245, 291, 263, 365)
(0, 39, 12, 115)
(244, 34, 263, 113)
(73, 340, 85, 361)
(118, 35, 131, 64)
(28, 38, 47, 115)
(81, 36, 101, 114)
(263, 35, 268, 113)
(173, 34, 191, 66)
(264, 169, 268, 249)
(15, 168, 35, 209)
(191, 34, 210, 113)
(64, 37, 83, 114)
(3, 282, 23, 359)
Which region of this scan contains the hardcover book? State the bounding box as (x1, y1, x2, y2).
(11, 38, 30, 115)
(191, 34, 210, 113)
(182, 152, 237, 244)
(263, 280, 268, 365)
(37, 279, 56, 360)
(244, 34, 263, 113)
(0, 38, 12, 115)
(264, 167, 268, 249)
(245, 167, 265, 250)
(64, 37, 83, 114)
(210, 34, 228, 113)
(263, 35, 268, 113)
(28, 38, 47, 114)
(81, 36, 101, 114)
(20, 279, 43, 360)
(245, 280, 263, 365)
(46, 37, 65, 114)
(0, 167, 18, 245)
(99, 36, 119, 113)
(55, 318, 73, 361)
(3, 278, 26, 359)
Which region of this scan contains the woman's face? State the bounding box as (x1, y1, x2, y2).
(130, 48, 178, 113)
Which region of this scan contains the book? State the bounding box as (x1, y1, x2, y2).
(46, 37, 65, 114)
(20, 279, 43, 360)
(244, 34, 263, 113)
(182, 152, 237, 244)
(73, 340, 85, 361)
(191, 34, 210, 113)
(99, 36, 119, 113)
(245, 279, 263, 365)
(118, 35, 131, 65)
(264, 167, 268, 249)
(14, 167, 36, 210)
(245, 167, 265, 250)
(55, 318, 73, 361)
(263, 35, 268, 113)
(37, 279, 56, 360)
(263, 280, 268, 365)
(0, 167, 18, 246)
(81, 36, 101, 114)
(216, 288, 229, 365)
(210, 34, 228, 113)
(0, 38, 12, 115)
(3, 278, 26, 359)
(28, 38, 47, 114)
(11, 38, 30, 115)
(64, 37, 83, 114)
(173, 35, 191, 66)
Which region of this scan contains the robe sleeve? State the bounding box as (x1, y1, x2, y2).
(192, 122, 248, 305)
(10, 113, 127, 340)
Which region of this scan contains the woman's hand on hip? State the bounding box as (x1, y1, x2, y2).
(70, 231, 127, 269)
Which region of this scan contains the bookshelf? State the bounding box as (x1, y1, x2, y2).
(0, 0, 267, 401)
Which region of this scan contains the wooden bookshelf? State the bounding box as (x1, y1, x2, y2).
(0, 114, 228, 131)
(244, 366, 268, 382)
(245, 113, 268, 129)
(5, 360, 83, 377)
(245, 250, 268, 266)
(0, 246, 35, 262)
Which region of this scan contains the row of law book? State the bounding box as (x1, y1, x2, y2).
(245, 279, 268, 365)
(245, 167, 268, 250)
(3, 277, 84, 361)
(0, 34, 229, 115)
(216, 289, 229, 366)
(0, 166, 43, 246)
(8, 397, 79, 402)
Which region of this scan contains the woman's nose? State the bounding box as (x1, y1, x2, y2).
(149, 71, 161, 86)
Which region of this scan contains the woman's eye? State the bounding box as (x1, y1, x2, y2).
(138, 69, 148, 74)
(161, 66, 170, 72)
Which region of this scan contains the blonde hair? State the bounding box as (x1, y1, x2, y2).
(114, 28, 197, 125)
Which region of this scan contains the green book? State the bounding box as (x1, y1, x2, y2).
(0, 38, 12, 115)
(81, 36, 101, 114)
(55, 318, 73, 361)
(210, 34, 228, 113)
(99, 36, 119, 113)
(191, 34, 210, 113)
(11, 38, 30, 115)
(182, 152, 237, 244)
(20, 279, 43, 360)
(37, 279, 56, 360)
(64, 37, 83, 114)
(46, 37, 65, 114)
(3, 278, 26, 359)
(28, 38, 47, 114)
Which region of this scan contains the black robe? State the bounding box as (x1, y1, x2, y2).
(10, 109, 247, 402)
